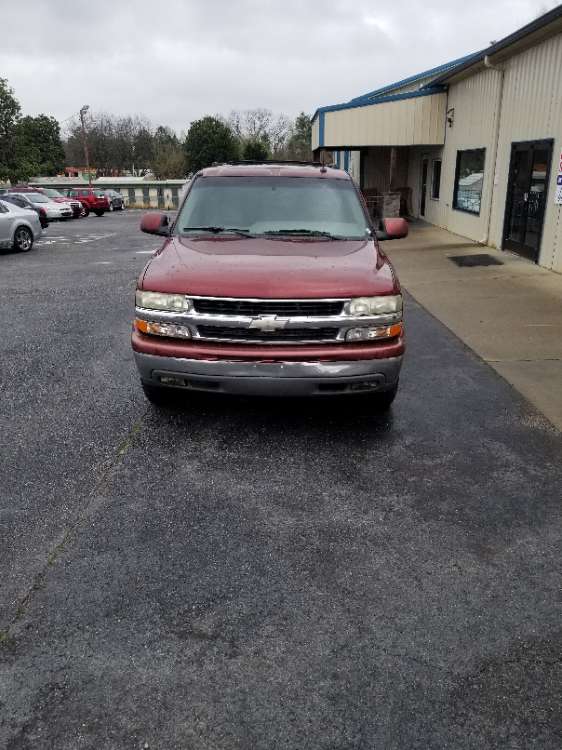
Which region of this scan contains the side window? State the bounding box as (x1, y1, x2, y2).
(431, 160, 442, 200)
(453, 148, 485, 215)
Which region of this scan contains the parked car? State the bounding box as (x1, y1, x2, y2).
(133, 162, 408, 407)
(63, 188, 110, 217)
(101, 189, 125, 211)
(0, 199, 43, 252)
(38, 187, 82, 218)
(1, 193, 49, 228)
(11, 191, 73, 221)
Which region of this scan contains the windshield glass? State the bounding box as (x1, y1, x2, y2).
(25, 193, 49, 203)
(43, 188, 63, 197)
(177, 176, 369, 239)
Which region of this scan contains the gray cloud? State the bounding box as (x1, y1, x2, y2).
(1, 0, 557, 133)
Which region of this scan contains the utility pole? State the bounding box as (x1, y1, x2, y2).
(79, 105, 92, 188)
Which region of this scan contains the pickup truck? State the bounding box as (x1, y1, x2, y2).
(133, 162, 407, 408)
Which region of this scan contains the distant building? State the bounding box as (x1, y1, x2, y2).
(312, 5, 562, 272)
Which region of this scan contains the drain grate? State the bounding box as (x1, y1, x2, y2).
(449, 254, 504, 267)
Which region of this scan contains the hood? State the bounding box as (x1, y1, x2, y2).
(140, 235, 398, 298)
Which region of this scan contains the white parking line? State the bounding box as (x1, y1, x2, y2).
(136, 250, 156, 255)
(92, 261, 113, 265)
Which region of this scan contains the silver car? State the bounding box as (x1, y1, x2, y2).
(12, 191, 73, 220)
(0, 199, 43, 252)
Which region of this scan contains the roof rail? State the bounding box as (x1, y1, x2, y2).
(215, 160, 324, 167)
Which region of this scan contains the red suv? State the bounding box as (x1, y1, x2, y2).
(133, 162, 407, 408)
(64, 188, 110, 217)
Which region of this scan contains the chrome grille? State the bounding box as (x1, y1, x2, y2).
(193, 298, 344, 317)
(197, 325, 340, 343)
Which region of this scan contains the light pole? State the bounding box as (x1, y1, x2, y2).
(79, 105, 92, 187)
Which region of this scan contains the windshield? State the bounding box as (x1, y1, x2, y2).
(24, 193, 49, 203)
(43, 188, 63, 197)
(177, 176, 370, 239)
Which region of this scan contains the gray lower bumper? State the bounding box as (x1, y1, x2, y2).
(134, 352, 402, 397)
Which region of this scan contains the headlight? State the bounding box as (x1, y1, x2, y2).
(135, 290, 192, 312)
(348, 295, 402, 316)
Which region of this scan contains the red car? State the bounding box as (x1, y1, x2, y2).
(63, 187, 110, 217)
(132, 162, 407, 408)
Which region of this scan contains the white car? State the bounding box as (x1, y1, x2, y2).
(0, 200, 43, 252)
(13, 191, 73, 220)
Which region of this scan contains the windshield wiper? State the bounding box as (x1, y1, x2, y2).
(262, 229, 343, 239)
(181, 226, 254, 237)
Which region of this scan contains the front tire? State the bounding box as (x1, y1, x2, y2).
(370, 383, 399, 411)
(13, 226, 33, 253)
(94, 210, 105, 217)
(142, 383, 173, 407)
(80, 204, 90, 217)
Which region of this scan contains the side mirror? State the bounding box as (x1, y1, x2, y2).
(375, 217, 408, 241)
(140, 212, 170, 236)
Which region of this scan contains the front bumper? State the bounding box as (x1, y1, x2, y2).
(134, 351, 402, 397)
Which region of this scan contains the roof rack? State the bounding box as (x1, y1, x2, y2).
(217, 160, 324, 167)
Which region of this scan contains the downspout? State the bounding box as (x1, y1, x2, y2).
(481, 55, 504, 246)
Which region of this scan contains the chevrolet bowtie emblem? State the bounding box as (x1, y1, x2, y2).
(248, 315, 289, 332)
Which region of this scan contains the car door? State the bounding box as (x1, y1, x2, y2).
(0, 201, 15, 246)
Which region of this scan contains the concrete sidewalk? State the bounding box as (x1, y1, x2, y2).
(387, 222, 562, 432)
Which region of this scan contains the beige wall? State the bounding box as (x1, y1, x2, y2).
(437, 67, 504, 242)
(311, 118, 320, 151)
(322, 92, 447, 148)
(487, 32, 562, 271)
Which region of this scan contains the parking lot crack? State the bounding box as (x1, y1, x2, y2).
(0, 413, 147, 645)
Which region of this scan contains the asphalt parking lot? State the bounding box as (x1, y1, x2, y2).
(1, 210, 561, 749)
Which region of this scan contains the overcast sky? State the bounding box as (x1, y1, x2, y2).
(1, 0, 558, 133)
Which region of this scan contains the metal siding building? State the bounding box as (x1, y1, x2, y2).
(487, 31, 562, 271)
(311, 5, 562, 272)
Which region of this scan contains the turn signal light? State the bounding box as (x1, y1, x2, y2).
(135, 318, 192, 339)
(345, 323, 403, 342)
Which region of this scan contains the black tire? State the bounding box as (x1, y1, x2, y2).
(13, 225, 33, 253)
(370, 382, 399, 411)
(94, 210, 105, 217)
(80, 204, 90, 217)
(142, 383, 173, 406)
(109, 202, 114, 212)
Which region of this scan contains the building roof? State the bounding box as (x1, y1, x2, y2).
(312, 52, 480, 122)
(312, 3, 562, 123)
(434, 3, 562, 84)
(347, 51, 483, 105)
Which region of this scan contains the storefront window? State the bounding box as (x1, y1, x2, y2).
(453, 149, 485, 214)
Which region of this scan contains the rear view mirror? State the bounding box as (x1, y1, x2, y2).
(140, 212, 170, 236)
(375, 217, 408, 241)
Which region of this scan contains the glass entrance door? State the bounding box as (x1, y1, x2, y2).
(503, 140, 553, 262)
